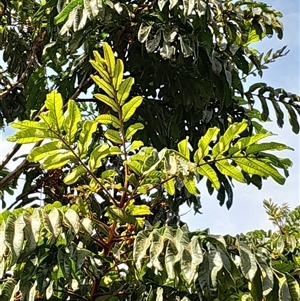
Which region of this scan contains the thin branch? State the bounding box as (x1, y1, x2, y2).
(53, 289, 89, 301)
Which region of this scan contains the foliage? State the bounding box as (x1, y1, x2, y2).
(0, 43, 296, 301)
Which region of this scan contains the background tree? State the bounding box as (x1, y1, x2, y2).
(0, 0, 299, 300)
(0, 45, 297, 300)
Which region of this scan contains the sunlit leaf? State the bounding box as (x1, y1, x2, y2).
(125, 123, 144, 140)
(113, 59, 124, 90)
(96, 114, 121, 129)
(78, 120, 98, 157)
(89, 143, 110, 170)
(104, 129, 122, 144)
(64, 99, 81, 144)
(122, 96, 143, 122)
(117, 77, 134, 106)
(64, 165, 86, 184)
(92, 76, 115, 98)
(45, 90, 64, 131)
(28, 141, 66, 162)
(103, 42, 115, 76)
(178, 137, 190, 160)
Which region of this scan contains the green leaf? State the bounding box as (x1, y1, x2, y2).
(243, 158, 285, 184)
(178, 137, 190, 160)
(104, 129, 122, 144)
(125, 161, 143, 176)
(286, 274, 300, 301)
(233, 157, 269, 177)
(212, 122, 248, 156)
(96, 114, 121, 129)
(45, 90, 64, 131)
(64, 209, 81, 234)
(138, 23, 153, 43)
(164, 178, 175, 195)
(89, 143, 109, 171)
(113, 59, 124, 90)
(42, 151, 76, 169)
(183, 0, 194, 16)
(90, 59, 110, 83)
(117, 77, 135, 105)
(89, 143, 110, 171)
(101, 170, 118, 179)
(230, 132, 271, 155)
(92, 76, 115, 98)
(197, 163, 220, 189)
(129, 140, 144, 152)
(9, 120, 47, 131)
(181, 236, 203, 285)
(7, 128, 57, 143)
(54, 0, 81, 24)
(239, 241, 257, 281)
(122, 96, 143, 122)
(182, 175, 198, 195)
(64, 165, 86, 185)
(246, 142, 293, 154)
(5, 215, 26, 265)
(94, 93, 118, 112)
(103, 42, 115, 76)
(28, 141, 66, 162)
(125, 123, 144, 140)
(64, 99, 81, 144)
(78, 120, 98, 157)
(195, 127, 220, 163)
(109, 146, 122, 155)
(127, 204, 152, 216)
(216, 157, 246, 183)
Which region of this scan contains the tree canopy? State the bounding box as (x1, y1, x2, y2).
(0, 0, 299, 300)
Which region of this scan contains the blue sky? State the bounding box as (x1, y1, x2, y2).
(182, 0, 300, 234)
(0, 0, 299, 235)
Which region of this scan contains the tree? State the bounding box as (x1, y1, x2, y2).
(0, 0, 299, 300)
(0, 41, 297, 301)
(0, 0, 299, 208)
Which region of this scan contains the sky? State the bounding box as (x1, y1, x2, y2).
(182, 0, 300, 234)
(0, 0, 299, 235)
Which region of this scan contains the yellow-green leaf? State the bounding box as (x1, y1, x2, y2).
(91, 76, 115, 98)
(28, 141, 66, 162)
(94, 93, 118, 112)
(64, 165, 86, 185)
(122, 96, 143, 122)
(45, 90, 64, 131)
(89, 143, 110, 171)
(96, 114, 121, 129)
(215, 157, 246, 183)
(125, 161, 143, 176)
(197, 163, 220, 189)
(117, 77, 134, 105)
(104, 129, 122, 144)
(64, 100, 81, 144)
(164, 178, 175, 195)
(125, 123, 144, 140)
(7, 128, 57, 143)
(178, 136, 190, 160)
(90, 59, 110, 83)
(182, 175, 198, 195)
(128, 140, 144, 152)
(113, 59, 124, 90)
(109, 146, 122, 155)
(103, 42, 115, 76)
(9, 120, 47, 130)
(195, 127, 220, 163)
(127, 204, 152, 216)
(42, 151, 76, 169)
(78, 120, 98, 157)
